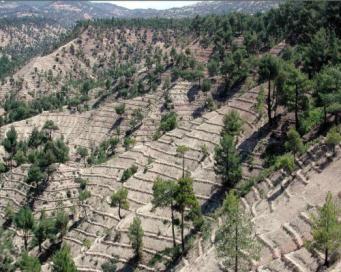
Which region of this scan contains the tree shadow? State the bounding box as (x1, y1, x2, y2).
(187, 85, 200, 103)
(121, 255, 139, 272)
(38, 240, 62, 263)
(109, 116, 123, 133)
(192, 105, 205, 119)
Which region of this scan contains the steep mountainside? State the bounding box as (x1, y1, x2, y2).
(0, 1, 280, 25)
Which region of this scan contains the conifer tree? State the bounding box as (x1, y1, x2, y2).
(214, 134, 242, 188)
(325, 127, 341, 155)
(175, 176, 199, 253)
(52, 245, 77, 272)
(18, 253, 41, 272)
(111, 187, 129, 219)
(14, 207, 35, 251)
(222, 111, 244, 138)
(285, 128, 305, 157)
(306, 192, 340, 267)
(216, 190, 260, 272)
(152, 178, 178, 247)
(258, 54, 280, 125)
(128, 217, 144, 259)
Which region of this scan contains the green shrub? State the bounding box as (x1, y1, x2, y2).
(159, 112, 177, 132)
(275, 153, 295, 173)
(121, 165, 138, 182)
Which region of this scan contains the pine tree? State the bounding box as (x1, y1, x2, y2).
(18, 253, 41, 272)
(2, 126, 17, 156)
(101, 258, 117, 272)
(76, 146, 88, 167)
(285, 128, 305, 157)
(175, 176, 199, 253)
(307, 192, 340, 267)
(316, 65, 341, 125)
(279, 64, 310, 130)
(258, 54, 280, 125)
(222, 111, 244, 138)
(214, 134, 242, 188)
(325, 127, 341, 155)
(14, 207, 35, 251)
(54, 209, 69, 243)
(128, 217, 144, 259)
(111, 187, 129, 219)
(216, 190, 260, 272)
(152, 178, 178, 247)
(33, 211, 54, 252)
(52, 245, 77, 272)
(43, 120, 58, 140)
(78, 190, 91, 219)
(176, 145, 190, 178)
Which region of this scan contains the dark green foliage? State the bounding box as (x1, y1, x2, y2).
(285, 129, 305, 156)
(18, 253, 41, 272)
(315, 65, 341, 124)
(222, 111, 244, 138)
(258, 54, 280, 124)
(207, 59, 219, 77)
(214, 134, 242, 188)
(26, 165, 45, 184)
(216, 190, 259, 271)
(2, 126, 17, 155)
(128, 217, 144, 259)
(202, 78, 212, 92)
(101, 258, 117, 272)
(152, 178, 179, 247)
(306, 192, 341, 267)
(76, 146, 88, 165)
(159, 112, 177, 133)
(111, 188, 129, 219)
(52, 245, 77, 272)
(54, 210, 69, 241)
(28, 128, 48, 148)
(88, 137, 119, 165)
(0, 55, 15, 80)
(33, 212, 55, 253)
(3, 94, 66, 124)
(121, 165, 138, 182)
(14, 207, 35, 251)
(115, 104, 125, 115)
(175, 176, 200, 252)
(275, 153, 295, 173)
(0, 227, 15, 271)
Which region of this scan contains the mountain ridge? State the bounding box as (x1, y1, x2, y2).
(0, 1, 280, 26)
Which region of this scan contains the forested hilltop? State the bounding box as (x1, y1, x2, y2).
(0, 1, 340, 272)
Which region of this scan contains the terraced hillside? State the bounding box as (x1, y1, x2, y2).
(0, 1, 340, 271)
(0, 77, 268, 271)
(180, 139, 341, 272)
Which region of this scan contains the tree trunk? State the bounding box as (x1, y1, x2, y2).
(324, 247, 329, 267)
(181, 210, 184, 253)
(38, 242, 42, 253)
(295, 83, 299, 131)
(267, 79, 272, 125)
(182, 154, 185, 178)
(118, 204, 122, 219)
(235, 221, 238, 272)
(324, 105, 327, 125)
(171, 204, 176, 247)
(24, 231, 28, 251)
